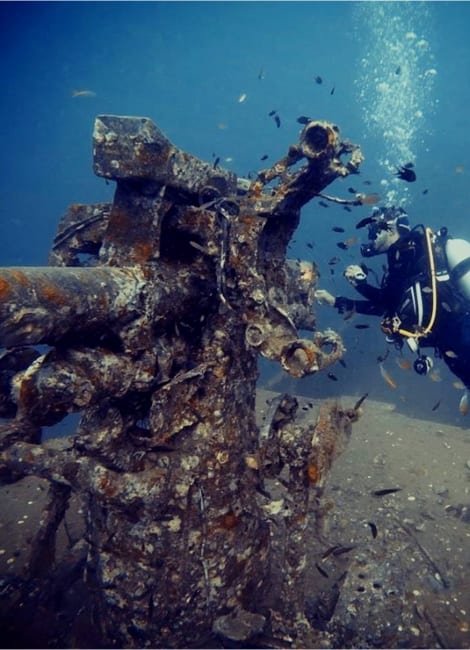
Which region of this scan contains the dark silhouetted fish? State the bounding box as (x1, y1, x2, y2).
(260, 154, 268, 161)
(319, 200, 329, 208)
(348, 187, 357, 194)
(268, 109, 277, 116)
(315, 76, 323, 84)
(372, 487, 402, 497)
(297, 115, 311, 124)
(330, 85, 335, 95)
(395, 164, 416, 182)
(332, 226, 345, 233)
(274, 114, 281, 128)
(343, 206, 352, 212)
(327, 372, 338, 381)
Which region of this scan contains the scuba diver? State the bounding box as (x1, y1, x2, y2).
(315, 206, 470, 391)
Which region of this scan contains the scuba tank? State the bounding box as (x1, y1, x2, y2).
(445, 237, 470, 301)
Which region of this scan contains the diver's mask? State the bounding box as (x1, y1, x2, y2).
(357, 207, 410, 257)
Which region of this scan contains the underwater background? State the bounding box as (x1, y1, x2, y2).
(1, 0, 470, 426)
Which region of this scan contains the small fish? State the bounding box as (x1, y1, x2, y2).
(377, 349, 390, 364)
(306, 242, 314, 249)
(314, 76, 323, 85)
(363, 180, 372, 186)
(258, 67, 265, 80)
(343, 206, 352, 212)
(348, 187, 357, 194)
(71, 89, 96, 98)
(368, 521, 378, 538)
(422, 189, 429, 195)
(354, 324, 370, 330)
(372, 487, 402, 497)
(453, 380, 465, 390)
(330, 85, 335, 96)
(213, 156, 220, 169)
(319, 200, 329, 208)
(432, 400, 441, 412)
(343, 236, 357, 248)
(379, 363, 397, 389)
(396, 357, 412, 370)
(444, 350, 458, 358)
(459, 391, 469, 416)
(274, 114, 281, 128)
(327, 372, 338, 381)
(429, 370, 442, 382)
(328, 256, 341, 265)
(395, 165, 416, 182)
(297, 115, 311, 125)
(260, 154, 269, 161)
(331, 544, 356, 556)
(315, 562, 329, 578)
(338, 358, 347, 368)
(238, 93, 247, 103)
(268, 109, 277, 116)
(395, 65, 401, 75)
(332, 226, 345, 233)
(353, 392, 368, 410)
(358, 193, 380, 205)
(337, 242, 348, 250)
(455, 164, 465, 174)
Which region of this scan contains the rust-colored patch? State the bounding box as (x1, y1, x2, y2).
(39, 282, 68, 306)
(97, 473, 118, 498)
(132, 240, 154, 263)
(0, 277, 11, 299)
(220, 511, 239, 529)
(307, 463, 319, 484)
(10, 269, 31, 287)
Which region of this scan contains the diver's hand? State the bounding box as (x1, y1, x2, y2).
(314, 289, 336, 307)
(344, 264, 367, 286)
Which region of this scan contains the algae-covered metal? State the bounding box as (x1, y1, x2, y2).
(0, 115, 363, 647)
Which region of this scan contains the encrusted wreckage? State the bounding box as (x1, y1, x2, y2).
(0, 115, 365, 647)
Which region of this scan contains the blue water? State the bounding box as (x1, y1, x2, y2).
(1, 1, 470, 423)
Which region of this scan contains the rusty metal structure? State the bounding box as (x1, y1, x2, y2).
(0, 115, 364, 647)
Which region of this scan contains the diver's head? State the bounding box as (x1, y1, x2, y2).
(356, 206, 410, 257)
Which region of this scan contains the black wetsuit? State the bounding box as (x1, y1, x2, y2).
(335, 226, 470, 390)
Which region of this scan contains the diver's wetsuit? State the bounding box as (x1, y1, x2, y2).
(335, 226, 470, 390)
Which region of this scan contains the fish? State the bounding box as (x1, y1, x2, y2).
(353, 392, 368, 410)
(306, 242, 315, 249)
(238, 93, 247, 103)
(327, 372, 338, 381)
(338, 359, 347, 368)
(297, 115, 311, 125)
(368, 521, 378, 538)
(396, 357, 412, 370)
(358, 193, 380, 205)
(71, 89, 96, 98)
(342, 236, 357, 248)
(337, 242, 348, 250)
(363, 180, 372, 186)
(343, 206, 352, 212)
(328, 257, 341, 265)
(268, 109, 277, 116)
(379, 363, 397, 389)
(274, 114, 281, 128)
(332, 226, 345, 233)
(429, 370, 442, 382)
(319, 200, 329, 208)
(453, 380, 465, 390)
(331, 544, 356, 556)
(258, 68, 265, 80)
(455, 165, 465, 174)
(348, 187, 357, 194)
(444, 350, 458, 358)
(376, 349, 390, 364)
(354, 324, 370, 330)
(395, 165, 416, 182)
(432, 400, 441, 412)
(315, 562, 329, 578)
(459, 391, 469, 415)
(330, 85, 335, 96)
(260, 154, 269, 161)
(422, 189, 429, 195)
(213, 156, 220, 169)
(395, 65, 401, 75)
(372, 487, 402, 497)
(314, 76, 323, 84)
